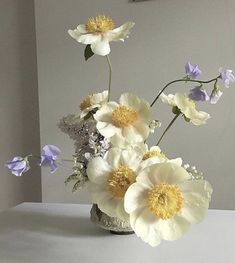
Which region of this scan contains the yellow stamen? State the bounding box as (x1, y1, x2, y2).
(80, 96, 91, 111)
(85, 15, 115, 34)
(107, 166, 136, 198)
(143, 150, 168, 162)
(112, 106, 138, 128)
(147, 183, 184, 220)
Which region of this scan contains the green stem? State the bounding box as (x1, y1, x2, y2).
(106, 55, 112, 101)
(156, 113, 181, 146)
(150, 76, 219, 107)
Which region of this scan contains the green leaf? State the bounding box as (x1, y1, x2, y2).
(84, 45, 94, 61)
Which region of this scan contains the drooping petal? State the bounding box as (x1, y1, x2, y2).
(91, 38, 111, 56)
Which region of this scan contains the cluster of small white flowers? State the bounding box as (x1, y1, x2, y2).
(183, 163, 204, 180)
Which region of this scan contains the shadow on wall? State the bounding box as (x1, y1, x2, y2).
(0, 0, 41, 210)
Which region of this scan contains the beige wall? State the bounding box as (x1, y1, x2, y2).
(35, 0, 235, 209)
(0, 0, 41, 210)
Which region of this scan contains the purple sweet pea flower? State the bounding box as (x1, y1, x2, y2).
(5, 156, 30, 176)
(219, 68, 235, 88)
(40, 145, 61, 173)
(188, 86, 210, 102)
(210, 89, 223, 104)
(185, 62, 202, 79)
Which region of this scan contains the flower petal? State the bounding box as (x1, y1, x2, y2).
(137, 163, 191, 187)
(156, 216, 190, 241)
(121, 149, 143, 171)
(119, 93, 151, 121)
(124, 183, 149, 214)
(108, 22, 135, 42)
(91, 38, 111, 56)
(105, 148, 122, 169)
(87, 157, 111, 184)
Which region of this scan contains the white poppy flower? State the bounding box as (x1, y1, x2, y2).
(124, 162, 212, 247)
(94, 93, 151, 142)
(161, 93, 210, 125)
(79, 90, 108, 118)
(68, 15, 135, 56)
(87, 147, 149, 221)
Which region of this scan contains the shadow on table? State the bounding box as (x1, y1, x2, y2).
(0, 209, 110, 238)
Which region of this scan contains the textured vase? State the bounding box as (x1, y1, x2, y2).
(90, 204, 134, 234)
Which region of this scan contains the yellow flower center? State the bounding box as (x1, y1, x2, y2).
(85, 15, 115, 34)
(107, 166, 136, 198)
(112, 106, 138, 128)
(80, 96, 91, 111)
(147, 183, 184, 220)
(143, 150, 167, 162)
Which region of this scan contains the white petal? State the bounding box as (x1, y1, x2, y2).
(167, 157, 182, 166)
(130, 206, 162, 247)
(139, 157, 161, 171)
(105, 148, 122, 169)
(137, 163, 191, 187)
(122, 122, 149, 142)
(96, 122, 120, 138)
(68, 28, 99, 44)
(124, 183, 149, 213)
(160, 93, 176, 106)
(120, 149, 142, 171)
(119, 93, 151, 121)
(90, 90, 108, 105)
(87, 157, 111, 184)
(156, 216, 190, 241)
(108, 22, 135, 42)
(179, 180, 212, 223)
(91, 38, 111, 56)
(94, 102, 118, 123)
(76, 24, 87, 34)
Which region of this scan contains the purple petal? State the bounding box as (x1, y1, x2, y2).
(185, 62, 202, 79)
(188, 86, 209, 102)
(219, 68, 235, 88)
(5, 156, 30, 176)
(42, 145, 61, 158)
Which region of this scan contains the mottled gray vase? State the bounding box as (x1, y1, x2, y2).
(90, 204, 134, 235)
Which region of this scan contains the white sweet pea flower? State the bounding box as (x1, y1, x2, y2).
(160, 93, 210, 125)
(68, 15, 135, 56)
(87, 147, 148, 220)
(124, 162, 212, 247)
(79, 90, 108, 118)
(94, 93, 151, 143)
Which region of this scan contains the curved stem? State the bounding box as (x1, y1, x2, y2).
(150, 77, 219, 107)
(156, 113, 181, 146)
(106, 55, 112, 101)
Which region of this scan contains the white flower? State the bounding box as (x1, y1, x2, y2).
(79, 90, 108, 118)
(210, 89, 223, 104)
(124, 162, 212, 247)
(140, 145, 182, 169)
(94, 93, 151, 142)
(68, 15, 135, 56)
(87, 147, 145, 220)
(161, 93, 210, 125)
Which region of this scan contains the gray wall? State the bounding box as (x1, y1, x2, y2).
(34, 0, 235, 209)
(0, 0, 41, 210)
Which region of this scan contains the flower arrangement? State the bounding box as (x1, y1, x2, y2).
(5, 15, 235, 247)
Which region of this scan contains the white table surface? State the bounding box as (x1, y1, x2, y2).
(0, 203, 234, 263)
